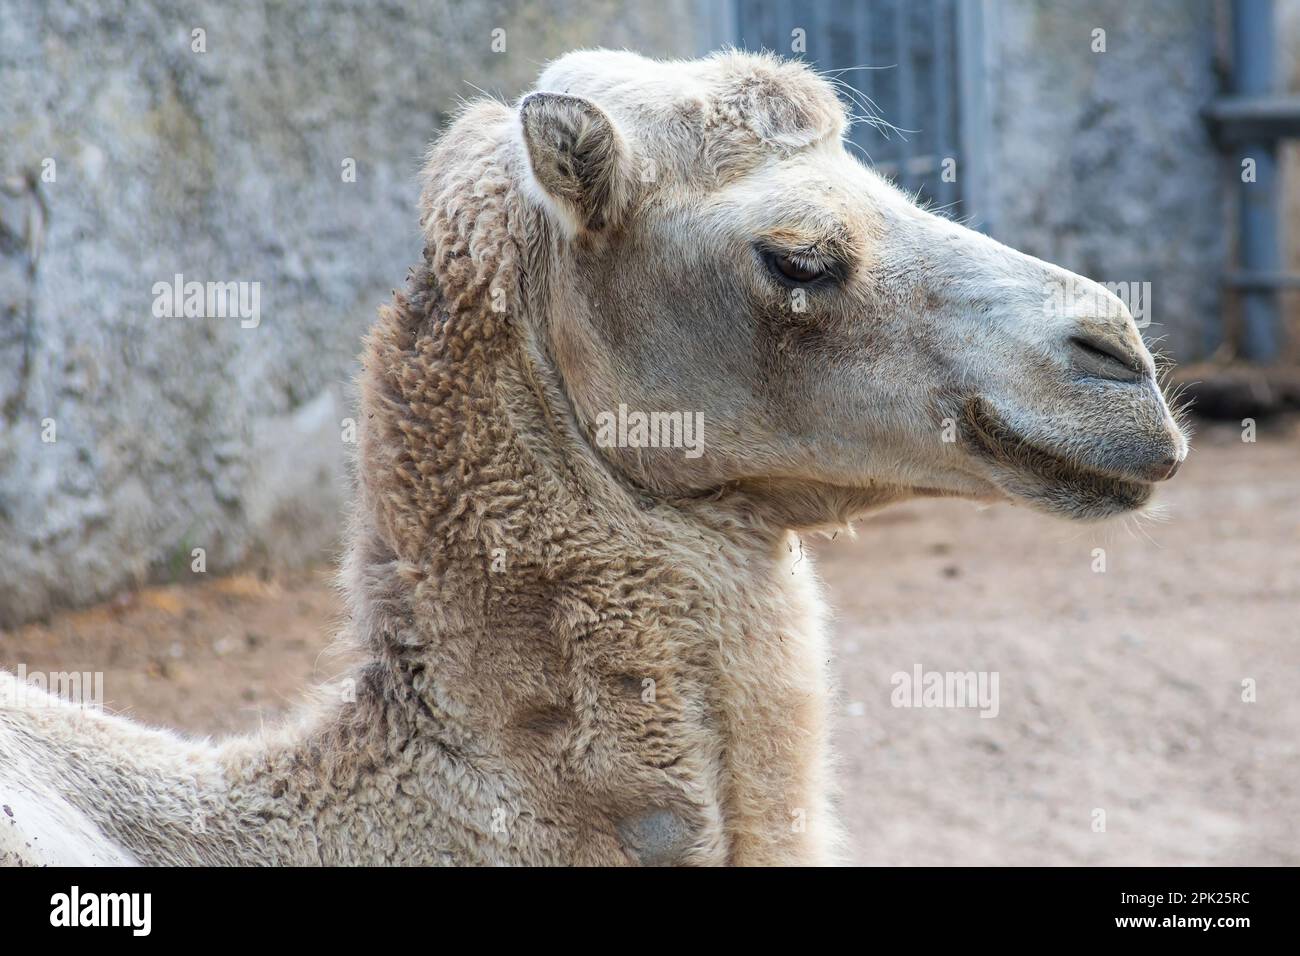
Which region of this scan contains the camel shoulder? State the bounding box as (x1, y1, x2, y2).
(0, 741, 139, 865)
(0, 672, 139, 865)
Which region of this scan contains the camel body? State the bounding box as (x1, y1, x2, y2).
(0, 48, 1185, 866)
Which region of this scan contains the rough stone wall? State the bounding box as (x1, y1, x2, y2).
(3, 0, 1290, 625)
(980, 0, 1224, 361)
(0, 0, 704, 625)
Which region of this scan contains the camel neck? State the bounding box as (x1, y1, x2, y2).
(215, 268, 828, 865)
(214, 116, 831, 861)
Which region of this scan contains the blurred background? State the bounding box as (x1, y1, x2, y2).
(2, 0, 1297, 864)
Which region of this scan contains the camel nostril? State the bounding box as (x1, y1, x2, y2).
(1139, 455, 1182, 482)
(1068, 334, 1145, 381)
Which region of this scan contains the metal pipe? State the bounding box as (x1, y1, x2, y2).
(1232, 0, 1280, 362)
(1205, 93, 1300, 139)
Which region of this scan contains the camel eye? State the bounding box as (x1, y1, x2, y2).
(769, 253, 825, 284)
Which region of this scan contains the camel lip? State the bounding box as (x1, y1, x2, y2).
(958, 398, 1155, 517)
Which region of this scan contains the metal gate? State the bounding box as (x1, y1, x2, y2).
(721, 0, 978, 220)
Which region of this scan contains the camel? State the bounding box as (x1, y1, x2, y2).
(0, 49, 1187, 866)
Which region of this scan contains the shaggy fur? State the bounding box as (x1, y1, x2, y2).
(0, 49, 1185, 867)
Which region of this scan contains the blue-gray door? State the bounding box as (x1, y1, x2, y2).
(726, 0, 968, 217)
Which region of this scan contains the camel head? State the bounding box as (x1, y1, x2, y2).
(511, 50, 1187, 526)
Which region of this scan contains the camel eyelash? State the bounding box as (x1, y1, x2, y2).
(755, 243, 848, 288)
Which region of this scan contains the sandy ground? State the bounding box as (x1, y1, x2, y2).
(2, 420, 1297, 865)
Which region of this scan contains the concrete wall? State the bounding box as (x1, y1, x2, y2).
(0, 0, 704, 625)
(2, 0, 1290, 625)
(977, 0, 1224, 361)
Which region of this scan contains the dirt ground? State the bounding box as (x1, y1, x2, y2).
(2, 420, 1297, 865)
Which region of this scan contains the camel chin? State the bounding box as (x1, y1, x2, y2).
(959, 397, 1164, 522)
(980, 452, 1157, 523)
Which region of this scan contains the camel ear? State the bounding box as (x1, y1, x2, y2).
(519, 92, 629, 237)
